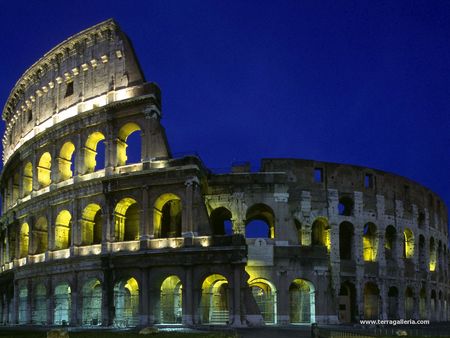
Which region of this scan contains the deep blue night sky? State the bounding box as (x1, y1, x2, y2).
(0, 1, 449, 222)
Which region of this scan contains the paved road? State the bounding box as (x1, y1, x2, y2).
(236, 326, 311, 338)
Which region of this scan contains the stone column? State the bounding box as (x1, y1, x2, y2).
(182, 268, 194, 325)
(276, 269, 289, 324)
(26, 279, 32, 324)
(32, 151, 39, 192)
(74, 132, 82, 177)
(12, 279, 18, 324)
(230, 265, 243, 326)
(274, 192, 289, 240)
(47, 278, 53, 325)
(139, 268, 149, 326)
(70, 272, 79, 325)
(182, 177, 199, 237)
(140, 186, 151, 249)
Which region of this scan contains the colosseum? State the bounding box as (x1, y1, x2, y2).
(0, 19, 448, 328)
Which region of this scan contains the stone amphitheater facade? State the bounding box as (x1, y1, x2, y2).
(0, 19, 448, 327)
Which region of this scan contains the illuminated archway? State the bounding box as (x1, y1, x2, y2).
(429, 237, 437, 272)
(245, 204, 275, 239)
(58, 142, 75, 181)
(32, 217, 48, 254)
(81, 204, 102, 245)
(363, 223, 378, 262)
(19, 223, 29, 258)
(154, 193, 182, 238)
(249, 278, 277, 324)
(12, 173, 19, 202)
(210, 207, 233, 235)
(37, 152, 52, 188)
(363, 282, 379, 320)
(200, 274, 229, 324)
(160, 275, 183, 324)
(289, 279, 315, 324)
(117, 122, 141, 166)
(403, 228, 414, 259)
(81, 279, 102, 326)
(311, 217, 330, 250)
(32, 284, 47, 325)
(23, 162, 33, 196)
(54, 283, 71, 325)
(84, 132, 105, 173)
(114, 198, 139, 241)
(55, 210, 71, 250)
(114, 277, 139, 327)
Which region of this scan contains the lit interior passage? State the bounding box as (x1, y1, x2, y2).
(23, 162, 33, 196)
(37, 152, 52, 188)
(58, 142, 75, 181)
(363, 282, 379, 320)
(114, 277, 139, 327)
(114, 198, 139, 241)
(403, 228, 415, 259)
(154, 193, 182, 238)
(18, 286, 28, 324)
(19, 223, 29, 258)
(200, 274, 229, 324)
(55, 210, 72, 250)
(430, 237, 437, 271)
(405, 287, 414, 319)
(339, 222, 354, 260)
(32, 217, 48, 254)
(160, 275, 183, 324)
(363, 223, 378, 262)
(249, 278, 277, 324)
(81, 279, 102, 326)
(32, 284, 47, 325)
(245, 204, 275, 239)
(84, 132, 105, 173)
(117, 122, 141, 166)
(12, 173, 19, 203)
(289, 279, 315, 324)
(54, 283, 71, 325)
(210, 207, 233, 235)
(81, 204, 102, 245)
(311, 217, 330, 251)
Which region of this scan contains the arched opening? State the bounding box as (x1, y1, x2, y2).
(160, 275, 183, 324)
(210, 207, 233, 235)
(387, 287, 399, 319)
(55, 210, 71, 250)
(154, 194, 182, 238)
(339, 222, 354, 260)
(338, 281, 356, 323)
(32, 284, 47, 325)
(429, 237, 437, 272)
(19, 223, 29, 258)
(363, 282, 379, 320)
(245, 204, 275, 239)
(338, 196, 353, 216)
(431, 290, 437, 321)
(289, 279, 315, 324)
(249, 278, 277, 324)
(384, 225, 396, 260)
(84, 132, 106, 173)
(58, 142, 76, 181)
(23, 162, 33, 196)
(81, 204, 103, 245)
(403, 228, 414, 259)
(294, 219, 302, 245)
(114, 277, 139, 327)
(419, 288, 426, 319)
(363, 223, 378, 262)
(114, 198, 140, 241)
(54, 283, 71, 325)
(32, 217, 48, 254)
(117, 122, 141, 166)
(311, 217, 330, 250)
(12, 173, 19, 202)
(18, 286, 28, 324)
(81, 279, 102, 326)
(200, 274, 229, 324)
(37, 152, 52, 188)
(405, 287, 414, 318)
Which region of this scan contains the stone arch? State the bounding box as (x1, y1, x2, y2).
(338, 281, 356, 323)
(81, 204, 102, 245)
(84, 131, 106, 173)
(405, 287, 414, 318)
(53, 282, 71, 325)
(19, 223, 29, 258)
(289, 278, 315, 324)
(210, 207, 233, 235)
(249, 278, 277, 324)
(160, 275, 183, 324)
(81, 278, 102, 326)
(311, 217, 329, 249)
(384, 225, 397, 260)
(403, 228, 414, 259)
(32, 216, 48, 254)
(387, 286, 399, 319)
(363, 222, 378, 262)
(200, 274, 229, 324)
(37, 152, 52, 188)
(58, 141, 76, 181)
(294, 219, 302, 245)
(23, 162, 33, 196)
(114, 277, 139, 327)
(429, 237, 437, 272)
(339, 221, 354, 260)
(153, 193, 182, 238)
(32, 283, 47, 325)
(245, 203, 275, 239)
(114, 198, 140, 241)
(117, 122, 142, 166)
(363, 282, 379, 320)
(18, 285, 28, 324)
(55, 210, 71, 250)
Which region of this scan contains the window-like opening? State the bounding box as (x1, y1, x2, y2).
(364, 173, 374, 189)
(363, 223, 378, 262)
(64, 81, 74, 98)
(81, 204, 103, 245)
(55, 210, 72, 250)
(314, 168, 323, 183)
(59, 142, 76, 181)
(160, 276, 183, 324)
(200, 274, 229, 324)
(27, 109, 33, 123)
(32, 217, 48, 254)
(154, 194, 182, 238)
(338, 282, 356, 323)
(405, 287, 414, 318)
(81, 279, 102, 326)
(403, 228, 414, 259)
(32, 284, 47, 325)
(311, 217, 330, 250)
(117, 122, 141, 166)
(363, 283, 379, 320)
(339, 222, 354, 260)
(210, 207, 233, 235)
(249, 279, 277, 324)
(114, 198, 139, 241)
(84, 132, 106, 173)
(289, 279, 315, 324)
(19, 223, 29, 258)
(387, 287, 399, 319)
(37, 152, 52, 188)
(114, 277, 139, 327)
(429, 237, 437, 272)
(384, 225, 396, 260)
(245, 204, 275, 239)
(338, 196, 353, 216)
(23, 162, 33, 196)
(54, 283, 71, 326)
